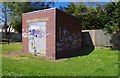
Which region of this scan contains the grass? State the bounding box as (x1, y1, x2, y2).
(0, 38, 22, 42)
(1, 43, 119, 76)
(2, 43, 22, 53)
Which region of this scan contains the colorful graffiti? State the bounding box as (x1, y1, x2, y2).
(57, 27, 81, 51)
(28, 22, 46, 54)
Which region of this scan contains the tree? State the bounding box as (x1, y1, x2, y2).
(64, 2, 77, 15)
(0, 2, 13, 44)
(103, 2, 120, 35)
(63, 2, 105, 30)
(0, 2, 54, 44)
(8, 2, 54, 34)
(103, 2, 120, 50)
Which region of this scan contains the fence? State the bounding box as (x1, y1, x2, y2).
(1, 33, 22, 42)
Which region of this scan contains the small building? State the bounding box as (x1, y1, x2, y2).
(22, 8, 82, 59)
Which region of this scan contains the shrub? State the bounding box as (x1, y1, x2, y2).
(110, 30, 120, 50)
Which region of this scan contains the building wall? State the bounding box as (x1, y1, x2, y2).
(82, 30, 111, 47)
(56, 9, 82, 58)
(22, 8, 82, 59)
(22, 8, 56, 59)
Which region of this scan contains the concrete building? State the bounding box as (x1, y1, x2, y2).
(22, 8, 82, 59)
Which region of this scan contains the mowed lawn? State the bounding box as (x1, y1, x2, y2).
(1, 43, 119, 76)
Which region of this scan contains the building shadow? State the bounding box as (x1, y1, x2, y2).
(56, 32, 95, 59)
(80, 32, 95, 55)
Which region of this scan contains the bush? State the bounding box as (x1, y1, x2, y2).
(110, 30, 120, 50)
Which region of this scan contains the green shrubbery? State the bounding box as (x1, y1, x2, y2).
(110, 30, 120, 50)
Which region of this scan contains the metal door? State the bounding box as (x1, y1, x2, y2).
(28, 22, 46, 54)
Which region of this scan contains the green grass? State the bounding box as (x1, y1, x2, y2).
(2, 43, 22, 53)
(1, 43, 119, 76)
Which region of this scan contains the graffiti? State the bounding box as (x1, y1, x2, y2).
(28, 22, 46, 53)
(22, 32, 28, 38)
(57, 27, 81, 51)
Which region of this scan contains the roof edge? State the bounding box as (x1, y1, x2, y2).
(22, 7, 57, 15)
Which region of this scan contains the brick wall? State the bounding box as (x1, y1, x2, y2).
(22, 8, 82, 59)
(22, 8, 56, 59)
(56, 9, 82, 58)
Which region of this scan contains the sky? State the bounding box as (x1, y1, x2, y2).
(36, 0, 112, 2)
(54, 2, 108, 9)
(55, 2, 70, 8)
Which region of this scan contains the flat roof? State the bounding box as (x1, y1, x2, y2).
(22, 7, 57, 15)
